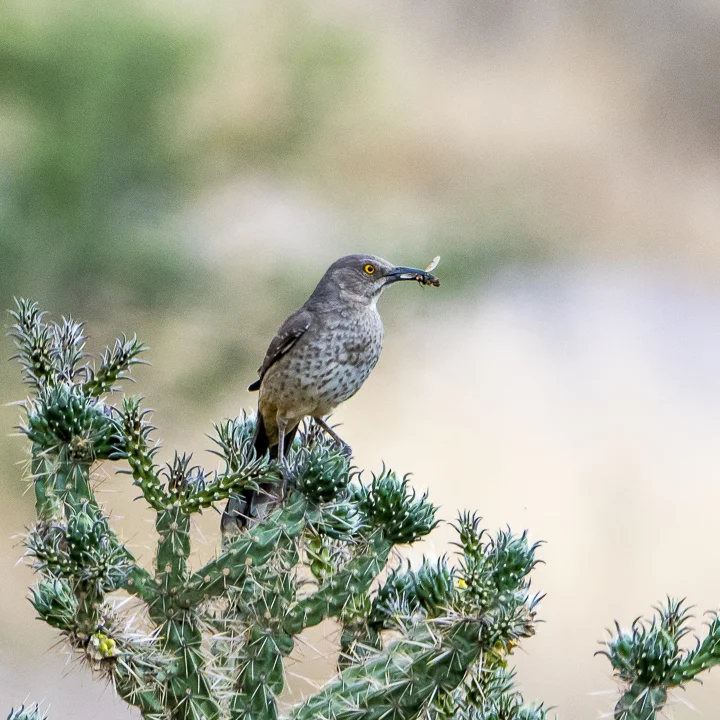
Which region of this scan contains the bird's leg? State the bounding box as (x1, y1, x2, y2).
(276, 417, 293, 491)
(277, 419, 287, 462)
(314, 417, 353, 459)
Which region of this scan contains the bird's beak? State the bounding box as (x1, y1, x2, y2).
(385, 266, 440, 287)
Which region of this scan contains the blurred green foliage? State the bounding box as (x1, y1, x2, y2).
(0, 0, 365, 315)
(217, 14, 364, 170)
(0, 0, 206, 311)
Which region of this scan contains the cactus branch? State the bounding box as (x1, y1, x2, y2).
(117, 397, 169, 511)
(9, 299, 56, 390)
(84, 335, 148, 397)
(292, 619, 484, 720)
(284, 535, 392, 635)
(179, 494, 308, 606)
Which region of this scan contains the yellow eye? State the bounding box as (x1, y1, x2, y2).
(364, 264, 376, 275)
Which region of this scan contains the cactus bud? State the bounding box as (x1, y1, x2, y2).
(30, 578, 79, 632)
(352, 470, 438, 544)
(24, 384, 122, 461)
(295, 442, 350, 504)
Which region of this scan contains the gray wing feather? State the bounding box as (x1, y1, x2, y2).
(248, 309, 312, 391)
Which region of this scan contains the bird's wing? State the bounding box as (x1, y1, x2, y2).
(248, 309, 312, 391)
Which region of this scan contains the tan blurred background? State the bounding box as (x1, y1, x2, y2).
(2, 0, 720, 716)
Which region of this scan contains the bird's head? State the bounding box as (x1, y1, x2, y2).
(313, 254, 440, 306)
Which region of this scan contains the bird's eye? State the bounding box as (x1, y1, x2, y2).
(364, 264, 376, 275)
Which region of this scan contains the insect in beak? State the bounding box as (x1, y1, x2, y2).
(386, 257, 441, 287)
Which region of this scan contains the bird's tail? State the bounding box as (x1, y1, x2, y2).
(252, 410, 271, 458)
(220, 414, 298, 535)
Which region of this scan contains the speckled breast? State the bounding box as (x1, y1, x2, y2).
(289, 307, 384, 414)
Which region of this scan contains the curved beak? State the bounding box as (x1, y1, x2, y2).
(385, 265, 440, 287)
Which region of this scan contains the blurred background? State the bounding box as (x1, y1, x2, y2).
(2, 0, 720, 716)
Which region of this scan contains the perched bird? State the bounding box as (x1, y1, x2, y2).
(221, 253, 439, 533)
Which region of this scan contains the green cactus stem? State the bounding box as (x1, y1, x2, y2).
(30, 452, 62, 521)
(178, 494, 308, 608)
(228, 558, 298, 720)
(117, 397, 169, 511)
(284, 535, 392, 635)
(613, 684, 667, 720)
(162, 619, 221, 720)
(153, 507, 192, 618)
(292, 619, 484, 720)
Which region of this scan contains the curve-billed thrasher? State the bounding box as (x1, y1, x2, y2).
(221, 253, 439, 533)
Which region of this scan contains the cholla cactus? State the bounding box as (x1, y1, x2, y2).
(600, 598, 720, 720)
(8, 299, 545, 720)
(13, 301, 720, 719)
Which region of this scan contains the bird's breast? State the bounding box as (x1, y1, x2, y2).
(308, 308, 383, 405)
(260, 307, 384, 418)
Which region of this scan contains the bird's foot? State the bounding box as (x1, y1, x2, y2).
(313, 417, 353, 459)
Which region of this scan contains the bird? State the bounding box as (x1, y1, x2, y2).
(220, 253, 440, 534)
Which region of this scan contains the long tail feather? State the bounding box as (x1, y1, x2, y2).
(220, 414, 298, 534)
